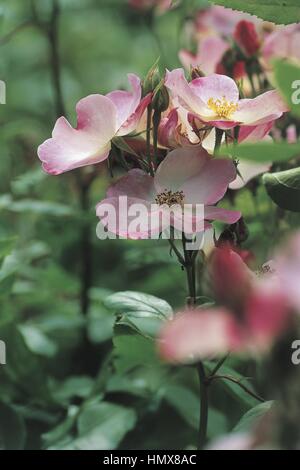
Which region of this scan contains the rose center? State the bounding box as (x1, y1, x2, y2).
(207, 96, 238, 119)
(155, 189, 185, 207)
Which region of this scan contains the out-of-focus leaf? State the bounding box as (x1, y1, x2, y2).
(11, 166, 47, 196)
(52, 376, 94, 403)
(19, 325, 58, 358)
(233, 401, 274, 433)
(0, 403, 26, 450)
(205, 362, 259, 408)
(52, 402, 137, 450)
(219, 142, 300, 163)
(42, 406, 79, 448)
(211, 0, 300, 24)
(0, 237, 17, 262)
(263, 167, 300, 212)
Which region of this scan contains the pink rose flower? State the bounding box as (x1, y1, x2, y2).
(165, 69, 288, 131)
(38, 74, 151, 175)
(96, 147, 241, 239)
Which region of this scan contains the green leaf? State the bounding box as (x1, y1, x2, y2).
(274, 60, 300, 118)
(263, 167, 300, 212)
(0, 237, 17, 262)
(42, 406, 79, 448)
(0, 403, 26, 450)
(233, 401, 274, 433)
(51, 376, 94, 403)
(54, 402, 137, 450)
(106, 291, 173, 337)
(105, 291, 173, 318)
(211, 1, 300, 25)
(219, 142, 300, 163)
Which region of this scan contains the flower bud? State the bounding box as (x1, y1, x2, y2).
(152, 81, 169, 113)
(234, 20, 260, 57)
(143, 62, 161, 95)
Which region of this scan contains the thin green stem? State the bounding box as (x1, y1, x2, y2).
(182, 236, 208, 449)
(197, 362, 209, 450)
(146, 104, 154, 176)
(209, 375, 265, 403)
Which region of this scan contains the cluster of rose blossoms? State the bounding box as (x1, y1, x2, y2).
(38, 5, 300, 365)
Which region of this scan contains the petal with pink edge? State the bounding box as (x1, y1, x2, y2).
(159, 309, 242, 363)
(233, 90, 289, 126)
(38, 94, 117, 175)
(106, 74, 141, 130)
(165, 69, 208, 116)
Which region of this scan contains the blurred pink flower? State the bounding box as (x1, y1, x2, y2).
(96, 147, 241, 239)
(179, 36, 229, 76)
(165, 69, 288, 131)
(262, 24, 300, 74)
(38, 74, 151, 175)
(195, 6, 260, 37)
(276, 233, 300, 313)
(159, 247, 290, 362)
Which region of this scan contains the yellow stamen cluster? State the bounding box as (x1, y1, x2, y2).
(207, 96, 238, 119)
(155, 189, 185, 207)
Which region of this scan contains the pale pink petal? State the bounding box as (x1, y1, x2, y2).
(107, 74, 151, 137)
(117, 93, 152, 136)
(233, 90, 288, 126)
(107, 169, 155, 201)
(159, 309, 242, 363)
(38, 95, 117, 174)
(190, 74, 239, 105)
(154, 146, 209, 193)
(204, 206, 241, 224)
(106, 74, 141, 130)
(165, 69, 209, 116)
(181, 158, 237, 205)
